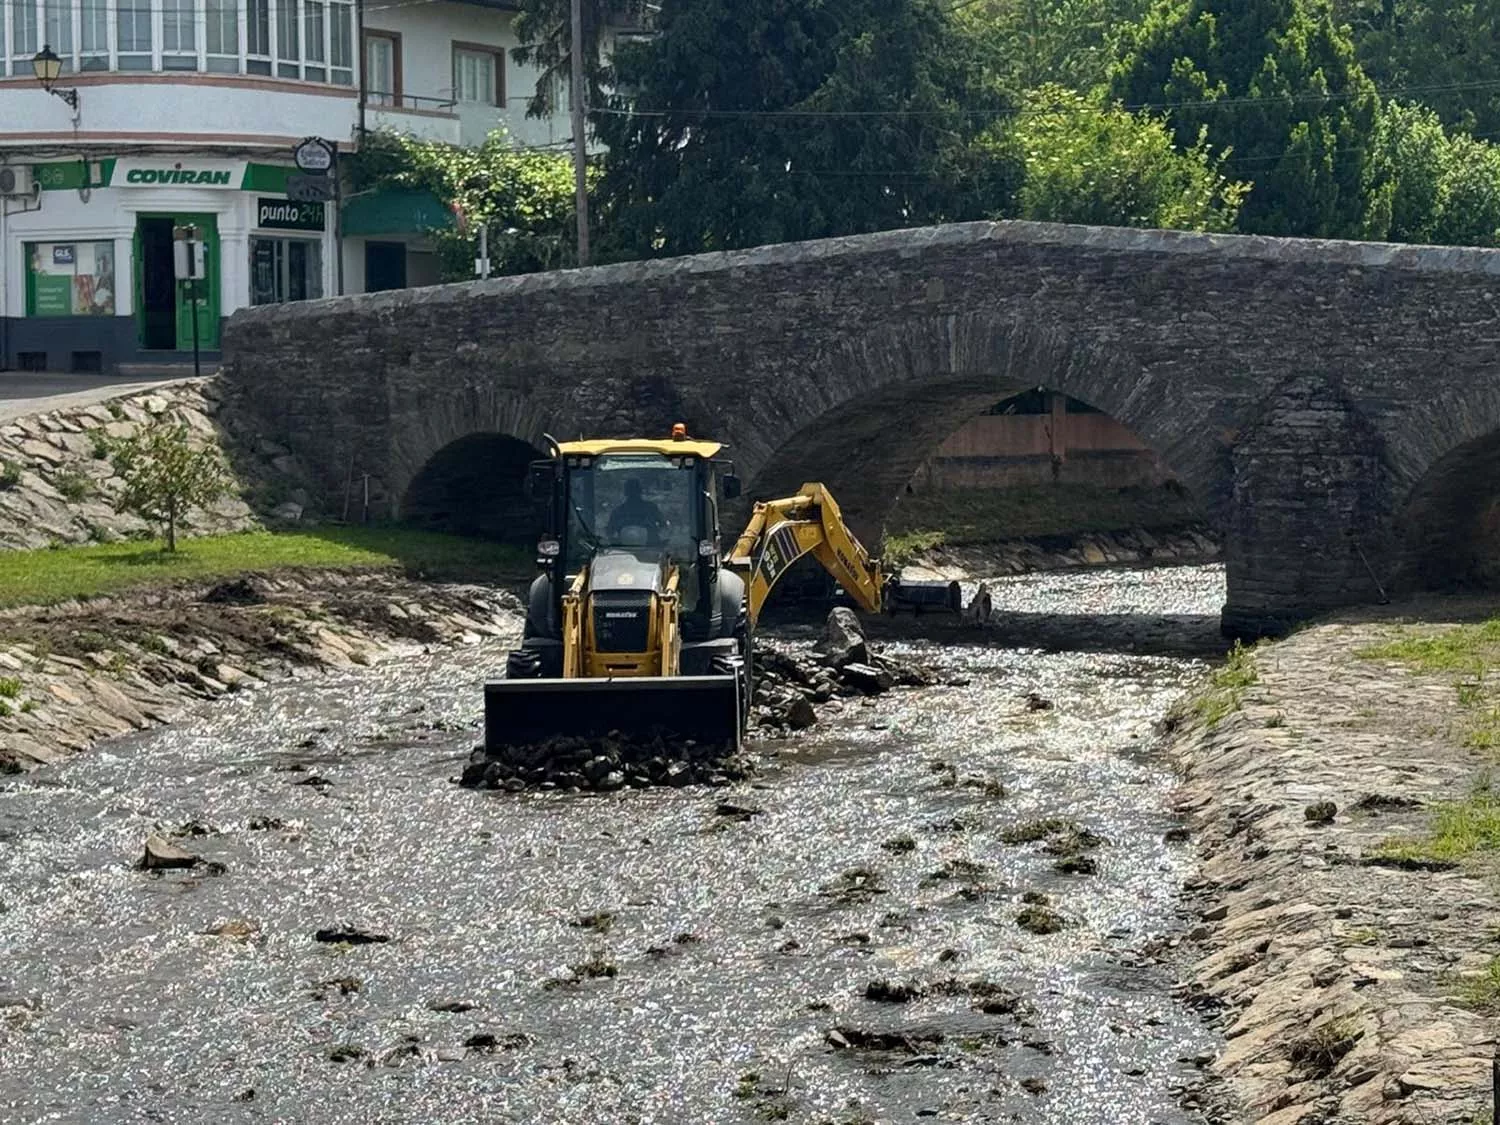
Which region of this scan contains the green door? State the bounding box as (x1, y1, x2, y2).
(173, 213, 220, 352)
(132, 212, 221, 351)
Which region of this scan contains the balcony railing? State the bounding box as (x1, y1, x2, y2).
(366, 91, 457, 113)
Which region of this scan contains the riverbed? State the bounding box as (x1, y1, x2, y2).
(0, 564, 1228, 1125)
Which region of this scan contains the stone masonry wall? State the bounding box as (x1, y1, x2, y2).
(220, 221, 1500, 634)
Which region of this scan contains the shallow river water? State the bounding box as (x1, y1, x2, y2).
(0, 564, 1227, 1125)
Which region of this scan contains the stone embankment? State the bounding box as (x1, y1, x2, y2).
(907, 524, 1219, 580)
(0, 571, 521, 773)
(0, 378, 313, 549)
(1168, 602, 1500, 1124)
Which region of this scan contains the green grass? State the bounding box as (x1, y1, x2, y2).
(1193, 640, 1259, 727)
(1455, 956, 1500, 1014)
(1358, 618, 1500, 675)
(1373, 780, 1500, 865)
(0, 527, 530, 608)
(882, 529, 947, 567)
(0, 678, 19, 699)
(883, 483, 1205, 550)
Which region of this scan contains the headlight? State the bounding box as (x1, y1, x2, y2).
(698, 539, 718, 558)
(538, 538, 561, 558)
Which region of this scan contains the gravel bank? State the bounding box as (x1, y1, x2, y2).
(1167, 599, 1500, 1124)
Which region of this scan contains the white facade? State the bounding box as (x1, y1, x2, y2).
(0, 0, 581, 372)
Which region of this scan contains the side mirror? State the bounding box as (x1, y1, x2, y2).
(722, 474, 742, 500)
(526, 461, 554, 501)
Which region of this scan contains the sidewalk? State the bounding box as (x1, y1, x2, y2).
(0, 371, 203, 423)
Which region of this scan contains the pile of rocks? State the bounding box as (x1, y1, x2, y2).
(459, 731, 748, 793)
(750, 607, 935, 736)
(459, 610, 935, 794)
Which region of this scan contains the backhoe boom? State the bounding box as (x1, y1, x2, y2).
(728, 483, 884, 626)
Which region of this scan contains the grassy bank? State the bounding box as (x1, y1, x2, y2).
(883, 484, 1206, 559)
(0, 527, 531, 608)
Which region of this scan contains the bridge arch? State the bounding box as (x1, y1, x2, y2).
(723, 314, 1228, 544)
(1394, 380, 1500, 591)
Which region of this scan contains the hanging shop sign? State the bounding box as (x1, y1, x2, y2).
(115, 159, 245, 188)
(293, 137, 336, 175)
(256, 198, 326, 232)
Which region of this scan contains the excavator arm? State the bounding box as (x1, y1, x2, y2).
(727, 483, 885, 626)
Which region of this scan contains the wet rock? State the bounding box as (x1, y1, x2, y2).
(171, 819, 217, 838)
(464, 1031, 532, 1052)
(841, 662, 893, 695)
(1015, 906, 1068, 935)
(785, 697, 817, 730)
(204, 919, 260, 941)
(327, 1044, 366, 1064)
(312, 976, 363, 1000)
(571, 910, 615, 934)
(313, 926, 390, 945)
(880, 833, 917, 854)
(715, 802, 762, 821)
(1304, 800, 1338, 825)
(1054, 854, 1098, 876)
(429, 999, 478, 1013)
(138, 834, 200, 871)
(1024, 692, 1054, 712)
(1163, 826, 1192, 843)
(1020, 1077, 1048, 1095)
(826, 1025, 946, 1053)
(247, 816, 288, 831)
(864, 979, 925, 1003)
(816, 607, 868, 669)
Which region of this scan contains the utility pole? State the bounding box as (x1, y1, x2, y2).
(569, 0, 590, 267)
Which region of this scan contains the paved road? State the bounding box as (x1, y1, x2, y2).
(0, 372, 198, 423)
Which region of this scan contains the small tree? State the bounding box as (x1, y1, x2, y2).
(108, 415, 230, 552)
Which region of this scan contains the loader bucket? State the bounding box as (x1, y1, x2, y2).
(484, 675, 743, 754)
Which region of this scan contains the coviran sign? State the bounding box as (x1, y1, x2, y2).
(125, 168, 232, 185)
(115, 160, 244, 188)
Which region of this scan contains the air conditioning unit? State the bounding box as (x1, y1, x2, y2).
(0, 165, 37, 199)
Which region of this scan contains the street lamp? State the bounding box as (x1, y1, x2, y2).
(32, 45, 79, 111)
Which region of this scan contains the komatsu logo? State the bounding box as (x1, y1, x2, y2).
(125, 168, 233, 185)
(604, 611, 639, 619)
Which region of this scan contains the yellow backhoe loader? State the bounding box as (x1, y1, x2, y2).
(484, 425, 960, 753)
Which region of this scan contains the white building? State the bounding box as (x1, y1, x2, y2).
(0, 0, 580, 374)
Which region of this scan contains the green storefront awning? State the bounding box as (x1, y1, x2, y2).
(341, 188, 456, 237)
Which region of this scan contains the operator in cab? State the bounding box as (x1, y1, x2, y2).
(608, 478, 666, 545)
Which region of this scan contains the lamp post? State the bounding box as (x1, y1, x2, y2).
(32, 45, 80, 112)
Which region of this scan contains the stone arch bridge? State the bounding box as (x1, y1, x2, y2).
(221, 220, 1500, 637)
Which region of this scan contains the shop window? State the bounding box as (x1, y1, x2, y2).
(25, 241, 116, 318)
(250, 237, 322, 305)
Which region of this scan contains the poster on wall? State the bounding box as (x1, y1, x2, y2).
(28, 241, 115, 317)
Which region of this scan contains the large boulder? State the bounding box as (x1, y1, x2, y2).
(816, 607, 868, 669)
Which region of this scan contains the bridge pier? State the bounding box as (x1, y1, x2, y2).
(1221, 374, 1394, 639)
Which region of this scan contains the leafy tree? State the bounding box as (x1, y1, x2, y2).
(510, 0, 643, 119)
(593, 0, 1022, 258)
(1335, 1, 1500, 139)
(1008, 84, 1247, 229)
(957, 0, 1155, 96)
(108, 416, 230, 552)
(346, 130, 586, 277)
(1362, 101, 1500, 247)
(1111, 0, 1380, 239)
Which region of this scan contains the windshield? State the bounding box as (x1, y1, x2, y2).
(565, 453, 705, 570)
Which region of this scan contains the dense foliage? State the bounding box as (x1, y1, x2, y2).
(1009, 84, 1246, 230)
(590, 0, 1020, 257)
(346, 130, 585, 276)
(362, 0, 1500, 273)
